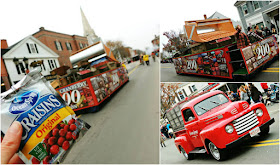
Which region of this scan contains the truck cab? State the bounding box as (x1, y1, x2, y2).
(174, 90, 274, 161)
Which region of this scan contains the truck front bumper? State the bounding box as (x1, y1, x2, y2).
(226, 118, 275, 149)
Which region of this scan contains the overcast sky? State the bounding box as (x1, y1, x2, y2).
(0, 0, 159, 52)
(160, 0, 240, 50)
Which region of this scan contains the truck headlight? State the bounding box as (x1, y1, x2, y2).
(225, 125, 234, 133)
(255, 109, 263, 117)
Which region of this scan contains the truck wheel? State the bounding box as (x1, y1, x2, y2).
(180, 147, 194, 160)
(259, 127, 270, 136)
(208, 142, 227, 161)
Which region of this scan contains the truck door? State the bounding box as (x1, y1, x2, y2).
(182, 108, 203, 147)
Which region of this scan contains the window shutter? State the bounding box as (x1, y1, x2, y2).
(60, 42, 63, 50)
(26, 43, 31, 53)
(54, 41, 58, 50)
(54, 60, 58, 68)
(34, 44, 39, 53)
(48, 60, 52, 70)
(41, 60, 46, 70)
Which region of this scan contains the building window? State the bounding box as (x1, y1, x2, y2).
(253, 1, 260, 10)
(191, 85, 197, 92)
(53, 60, 57, 68)
(41, 60, 46, 71)
(65, 42, 72, 51)
(79, 43, 83, 49)
(54, 41, 63, 51)
(241, 3, 249, 15)
(26, 43, 39, 54)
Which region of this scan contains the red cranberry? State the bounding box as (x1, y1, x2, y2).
(68, 119, 75, 125)
(43, 155, 52, 164)
(31, 157, 40, 164)
(59, 129, 66, 137)
(48, 137, 57, 146)
(45, 132, 51, 140)
(64, 125, 69, 132)
(70, 124, 77, 131)
(62, 141, 70, 150)
(52, 128, 59, 137)
(66, 132, 73, 141)
(50, 145, 59, 155)
(57, 137, 65, 147)
(60, 123, 65, 128)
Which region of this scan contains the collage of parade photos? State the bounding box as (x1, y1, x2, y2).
(0, 0, 280, 164)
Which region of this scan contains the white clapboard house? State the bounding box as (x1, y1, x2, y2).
(2, 35, 60, 85)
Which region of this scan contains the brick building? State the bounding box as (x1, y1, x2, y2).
(33, 27, 89, 68)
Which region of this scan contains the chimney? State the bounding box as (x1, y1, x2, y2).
(204, 14, 207, 20)
(1, 39, 8, 49)
(39, 27, 45, 31)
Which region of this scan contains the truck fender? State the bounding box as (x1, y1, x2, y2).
(174, 135, 195, 154)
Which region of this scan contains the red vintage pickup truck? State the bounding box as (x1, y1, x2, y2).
(174, 90, 275, 161)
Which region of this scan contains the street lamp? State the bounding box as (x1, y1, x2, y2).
(13, 57, 20, 74)
(23, 57, 29, 74)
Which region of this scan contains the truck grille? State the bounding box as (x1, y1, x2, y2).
(233, 111, 259, 135)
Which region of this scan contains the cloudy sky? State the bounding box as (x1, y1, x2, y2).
(160, 0, 240, 50)
(0, 0, 160, 52)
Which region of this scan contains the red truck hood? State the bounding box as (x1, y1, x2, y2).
(199, 101, 250, 125)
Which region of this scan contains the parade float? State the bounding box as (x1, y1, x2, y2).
(173, 18, 279, 80)
(51, 39, 129, 113)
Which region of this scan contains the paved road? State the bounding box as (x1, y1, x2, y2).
(63, 58, 159, 164)
(160, 102, 279, 164)
(161, 59, 279, 82)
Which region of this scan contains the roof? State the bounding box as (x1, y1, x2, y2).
(180, 90, 224, 110)
(33, 27, 87, 40)
(184, 18, 236, 43)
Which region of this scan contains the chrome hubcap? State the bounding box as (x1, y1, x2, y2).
(209, 142, 220, 160)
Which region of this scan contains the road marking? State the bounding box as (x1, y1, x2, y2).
(77, 115, 81, 118)
(262, 70, 279, 73)
(161, 67, 172, 69)
(256, 139, 279, 143)
(249, 142, 279, 147)
(128, 64, 140, 76)
(266, 68, 279, 69)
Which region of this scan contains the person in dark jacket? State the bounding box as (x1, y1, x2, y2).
(160, 124, 169, 138)
(248, 83, 262, 103)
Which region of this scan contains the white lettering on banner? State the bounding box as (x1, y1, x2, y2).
(59, 81, 87, 93)
(186, 60, 197, 70)
(62, 90, 81, 105)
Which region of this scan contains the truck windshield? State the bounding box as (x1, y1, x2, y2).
(194, 94, 229, 116)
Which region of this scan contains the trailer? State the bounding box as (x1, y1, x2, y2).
(52, 39, 129, 113)
(173, 18, 279, 80)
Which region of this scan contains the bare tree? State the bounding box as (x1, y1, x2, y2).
(163, 30, 190, 57)
(160, 83, 181, 114)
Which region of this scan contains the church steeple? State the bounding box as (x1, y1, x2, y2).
(80, 7, 99, 45)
